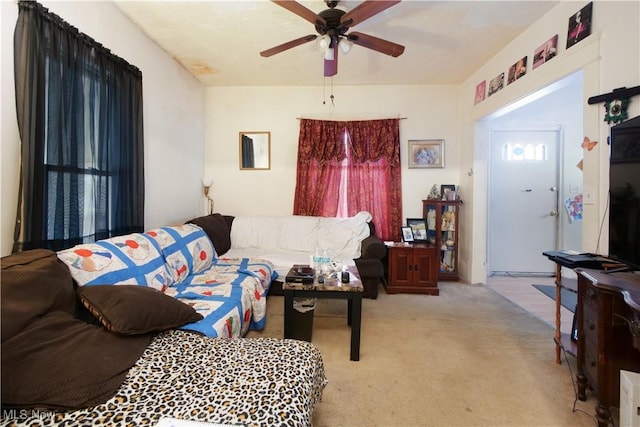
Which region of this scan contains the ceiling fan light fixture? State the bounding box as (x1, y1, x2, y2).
(318, 34, 330, 51)
(338, 37, 352, 54)
(264, 0, 405, 75)
(324, 46, 335, 60)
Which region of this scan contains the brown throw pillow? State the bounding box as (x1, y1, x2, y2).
(1, 249, 77, 343)
(1, 311, 151, 409)
(187, 213, 232, 255)
(77, 285, 202, 335)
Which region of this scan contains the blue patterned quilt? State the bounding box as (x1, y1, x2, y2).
(57, 224, 277, 339)
(165, 257, 276, 338)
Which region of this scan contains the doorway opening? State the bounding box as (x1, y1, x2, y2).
(485, 71, 584, 277)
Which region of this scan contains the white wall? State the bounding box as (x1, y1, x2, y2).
(205, 85, 461, 221)
(206, 2, 640, 285)
(460, 1, 640, 283)
(0, 1, 206, 256)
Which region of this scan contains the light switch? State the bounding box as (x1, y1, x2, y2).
(583, 187, 596, 205)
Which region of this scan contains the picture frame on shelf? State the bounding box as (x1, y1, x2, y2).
(401, 226, 414, 242)
(406, 218, 428, 242)
(440, 184, 456, 201)
(408, 139, 444, 168)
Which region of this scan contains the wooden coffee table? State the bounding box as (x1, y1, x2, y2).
(283, 266, 363, 361)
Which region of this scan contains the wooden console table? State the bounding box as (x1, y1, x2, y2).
(542, 251, 583, 364)
(542, 251, 623, 364)
(575, 268, 640, 427)
(551, 261, 578, 364)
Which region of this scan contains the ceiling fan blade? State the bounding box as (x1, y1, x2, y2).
(271, 0, 327, 27)
(324, 46, 338, 77)
(340, 0, 401, 27)
(260, 35, 318, 57)
(348, 31, 405, 57)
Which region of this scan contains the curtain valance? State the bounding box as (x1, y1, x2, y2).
(297, 118, 400, 165)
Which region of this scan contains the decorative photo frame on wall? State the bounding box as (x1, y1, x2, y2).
(406, 218, 428, 242)
(408, 139, 444, 169)
(401, 226, 414, 242)
(507, 56, 527, 85)
(488, 72, 505, 97)
(566, 2, 592, 49)
(533, 34, 558, 70)
(474, 80, 486, 105)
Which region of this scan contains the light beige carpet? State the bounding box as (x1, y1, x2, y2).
(246, 283, 599, 427)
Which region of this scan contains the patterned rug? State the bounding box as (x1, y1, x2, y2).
(532, 284, 576, 312)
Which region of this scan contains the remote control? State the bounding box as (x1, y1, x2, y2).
(341, 271, 350, 283)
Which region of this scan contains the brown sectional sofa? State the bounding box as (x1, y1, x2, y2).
(1, 248, 328, 425)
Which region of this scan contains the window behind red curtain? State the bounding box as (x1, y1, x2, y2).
(293, 118, 402, 241)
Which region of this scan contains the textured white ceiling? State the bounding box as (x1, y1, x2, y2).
(115, 0, 558, 86)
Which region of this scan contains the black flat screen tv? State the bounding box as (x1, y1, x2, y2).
(608, 115, 640, 271)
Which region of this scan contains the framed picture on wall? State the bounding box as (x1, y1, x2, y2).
(408, 139, 444, 169)
(533, 34, 558, 69)
(474, 80, 486, 105)
(488, 72, 505, 96)
(566, 2, 592, 49)
(507, 56, 527, 85)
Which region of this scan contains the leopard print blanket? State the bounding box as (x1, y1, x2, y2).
(1, 330, 327, 427)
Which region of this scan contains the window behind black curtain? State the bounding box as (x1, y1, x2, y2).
(13, 1, 144, 252)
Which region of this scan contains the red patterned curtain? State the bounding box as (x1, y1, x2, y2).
(293, 118, 402, 241)
(346, 119, 402, 241)
(293, 119, 344, 216)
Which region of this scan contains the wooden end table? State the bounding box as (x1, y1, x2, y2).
(283, 266, 363, 361)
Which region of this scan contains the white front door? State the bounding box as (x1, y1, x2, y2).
(489, 129, 560, 275)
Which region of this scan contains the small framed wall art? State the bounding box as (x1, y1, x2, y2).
(566, 2, 592, 49)
(474, 80, 486, 105)
(488, 72, 504, 96)
(408, 139, 444, 169)
(507, 56, 527, 85)
(533, 34, 558, 70)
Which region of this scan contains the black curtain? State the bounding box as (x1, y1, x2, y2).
(13, 1, 144, 252)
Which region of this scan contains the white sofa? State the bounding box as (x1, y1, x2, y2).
(224, 211, 373, 278)
(187, 211, 387, 298)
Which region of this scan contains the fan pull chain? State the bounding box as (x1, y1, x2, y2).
(330, 77, 335, 106)
(323, 78, 326, 105)
(322, 77, 335, 107)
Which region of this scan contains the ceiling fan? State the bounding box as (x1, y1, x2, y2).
(260, 0, 405, 77)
